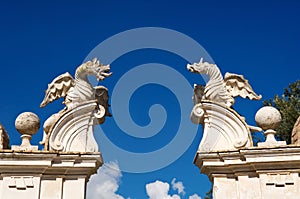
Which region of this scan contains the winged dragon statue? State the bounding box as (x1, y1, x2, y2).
(40, 58, 112, 151)
(187, 58, 262, 151)
(187, 58, 262, 107)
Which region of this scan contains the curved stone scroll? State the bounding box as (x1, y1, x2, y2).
(48, 101, 101, 152)
(191, 101, 253, 152)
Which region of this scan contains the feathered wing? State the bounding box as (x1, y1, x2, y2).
(224, 72, 262, 100)
(94, 85, 111, 117)
(40, 72, 74, 107)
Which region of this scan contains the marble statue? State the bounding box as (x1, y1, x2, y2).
(187, 58, 262, 107)
(40, 58, 112, 152)
(187, 58, 262, 151)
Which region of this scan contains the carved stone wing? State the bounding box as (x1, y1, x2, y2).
(224, 72, 262, 100)
(94, 85, 111, 117)
(40, 72, 74, 107)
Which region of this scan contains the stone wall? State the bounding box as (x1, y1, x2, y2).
(195, 146, 300, 199)
(0, 151, 102, 199)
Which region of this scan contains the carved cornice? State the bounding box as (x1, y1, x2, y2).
(194, 145, 300, 180)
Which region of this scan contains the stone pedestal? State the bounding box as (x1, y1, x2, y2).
(190, 101, 253, 152)
(194, 146, 300, 199)
(0, 150, 102, 199)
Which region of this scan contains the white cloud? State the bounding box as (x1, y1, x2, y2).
(146, 179, 202, 199)
(189, 194, 202, 199)
(146, 180, 181, 199)
(87, 161, 125, 199)
(171, 178, 185, 195)
(87, 165, 201, 199)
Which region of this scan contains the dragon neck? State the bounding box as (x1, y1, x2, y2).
(204, 65, 225, 97)
(206, 65, 223, 85)
(75, 67, 94, 85)
(74, 70, 94, 98)
(207, 65, 223, 80)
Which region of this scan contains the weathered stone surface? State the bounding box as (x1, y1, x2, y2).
(255, 106, 286, 147)
(187, 58, 261, 108)
(187, 58, 262, 152)
(48, 101, 100, 152)
(15, 112, 40, 135)
(190, 101, 253, 152)
(0, 151, 102, 199)
(40, 58, 112, 152)
(12, 112, 40, 151)
(255, 106, 282, 131)
(291, 116, 300, 144)
(194, 146, 300, 199)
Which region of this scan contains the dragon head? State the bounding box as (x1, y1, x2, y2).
(83, 58, 112, 81)
(187, 58, 214, 75)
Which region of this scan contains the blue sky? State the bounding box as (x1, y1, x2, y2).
(0, 1, 299, 198)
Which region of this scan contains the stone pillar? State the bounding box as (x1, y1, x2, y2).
(194, 146, 300, 199)
(0, 59, 112, 199)
(0, 110, 105, 199)
(193, 106, 300, 199)
(0, 151, 102, 199)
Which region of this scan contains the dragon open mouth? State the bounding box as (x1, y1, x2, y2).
(96, 65, 112, 81)
(187, 64, 195, 72)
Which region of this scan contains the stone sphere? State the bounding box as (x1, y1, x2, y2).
(255, 106, 282, 130)
(15, 112, 40, 135)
